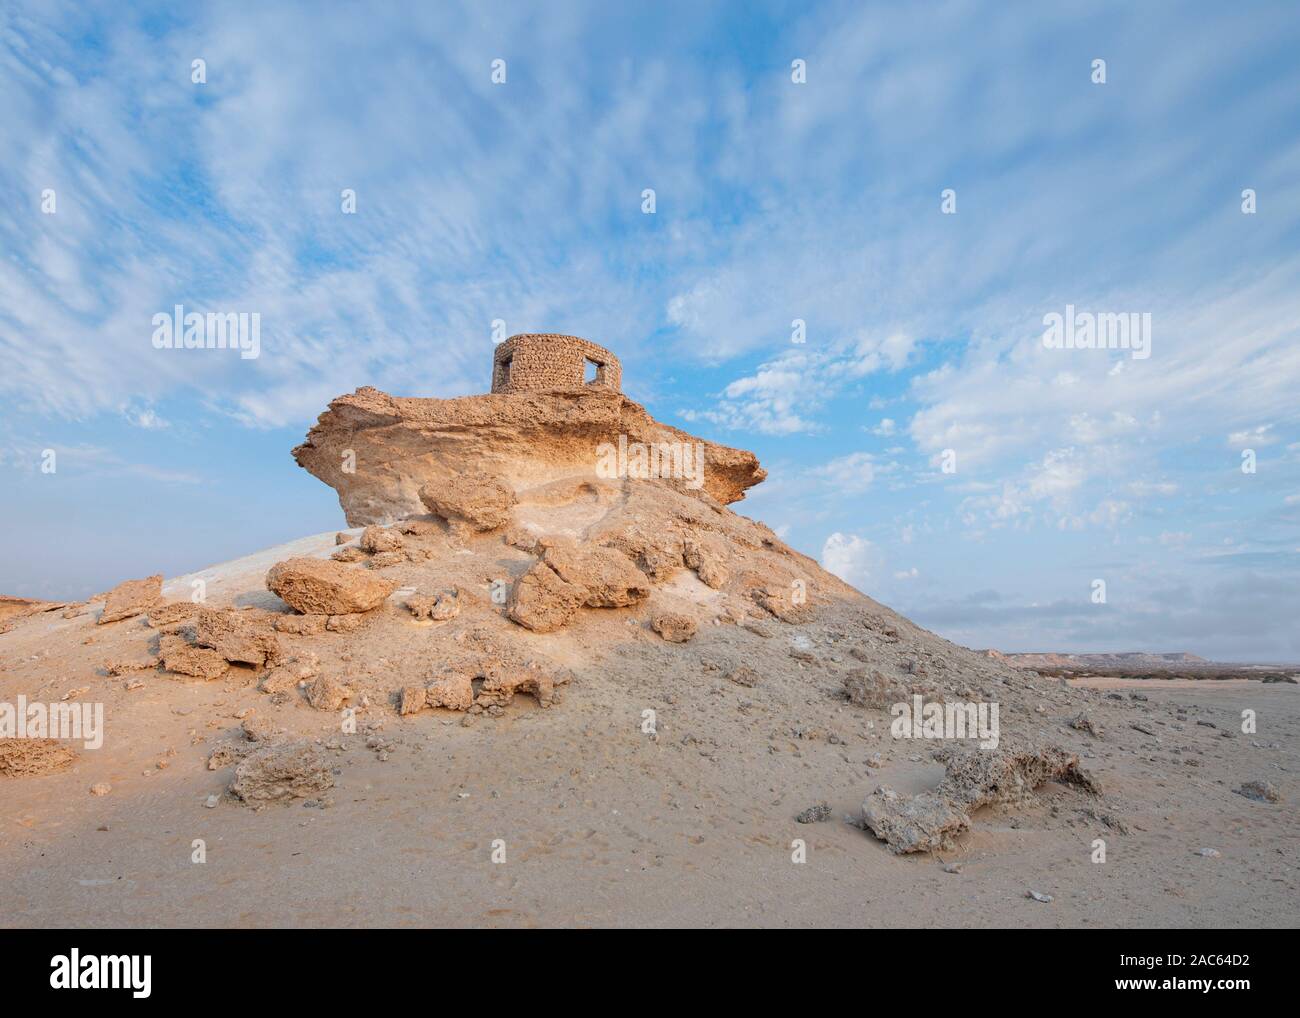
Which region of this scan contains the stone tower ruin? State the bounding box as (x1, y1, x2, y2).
(491, 333, 622, 395)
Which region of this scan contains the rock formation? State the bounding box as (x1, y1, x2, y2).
(293, 355, 765, 526)
(0, 332, 1130, 875)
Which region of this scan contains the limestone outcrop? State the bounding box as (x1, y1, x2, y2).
(293, 385, 765, 526)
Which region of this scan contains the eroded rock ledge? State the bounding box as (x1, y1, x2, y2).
(293, 386, 766, 526)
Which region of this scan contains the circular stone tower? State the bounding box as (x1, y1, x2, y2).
(491, 333, 622, 394)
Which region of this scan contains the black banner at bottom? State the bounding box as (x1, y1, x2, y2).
(0, 929, 1285, 1003)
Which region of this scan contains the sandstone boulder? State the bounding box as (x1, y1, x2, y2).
(475, 661, 568, 708)
(98, 574, 162, 624)
(506, 562, 585, 632)
(360, 526, 404, 553)
(259, 655, 320, 694)
(652, 613, 697, 643)
(266, 557, 395, 615)
(601, 532, 684, 582)
(194, 608, 281, 667)
(862, 743, 1100, 854)
(418, 471, 516, 532)
(306, 676, 353, 711)
(399, 685, 427, 715)
(230, 741, 333, 807)
(684, 535, 730, 589)
(862, 787, 969, 854)
(241, 715, 281, 742)
(407, 591, 460, 621)
(540, 537, 649, 608)
(145, 601, 201, 628)
(843, 669, 908, 709)
(426, 671, 475, 711)
(159, 634, 229, 680)
(753, 585, 813, 624)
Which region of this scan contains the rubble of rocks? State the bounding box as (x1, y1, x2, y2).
(259, 655, 320, 694)
(359, 526, 403, 554)
(406, 590, 460, 621)
(399, 657, 570, 715)
(862, 741, 1102, 854)
(1235, 780, 1281, 803)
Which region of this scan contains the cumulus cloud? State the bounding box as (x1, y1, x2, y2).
(821, 532, 877, 588)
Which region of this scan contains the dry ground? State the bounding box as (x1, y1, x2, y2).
(1, 533, 1295, 928)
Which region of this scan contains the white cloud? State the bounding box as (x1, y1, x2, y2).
(1025, 448, 1087, 502)
(821, 532, 876, 588)
(809, 452, 875, 494)
(122, 405, 169, 430)
(0, 441, 201, 485)
(1227, 424, 1277, 448)
(1083, 498, 1132, 529)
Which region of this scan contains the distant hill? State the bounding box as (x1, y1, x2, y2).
(978, 650, 1209, 669)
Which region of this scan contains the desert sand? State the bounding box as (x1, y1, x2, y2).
(1, 338, 1294, 928)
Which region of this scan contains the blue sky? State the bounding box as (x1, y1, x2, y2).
(2, 0, 1298, 660)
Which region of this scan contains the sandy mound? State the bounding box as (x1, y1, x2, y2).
(2, 338, 1294, 928)
(0, 367, 1119, 832)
